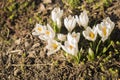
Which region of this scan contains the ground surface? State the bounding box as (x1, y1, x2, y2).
(0, 0, 120, 80)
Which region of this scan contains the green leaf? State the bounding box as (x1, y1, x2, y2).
(88, 48, 94, 61)
(116, 41, 120, 45)
(102, 47, 107, 53)
(53, 22, 60, 33)
(96, 40, 102, 54)
(9, 14, 14, 19)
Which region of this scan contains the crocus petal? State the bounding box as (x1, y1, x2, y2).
(51, 7, 62, 22)
(75, 15, 81, 26)
(56, 18, 62, 29)
(79, 10, 89, 29)
(32, 32, 39, 36)
(82, 27, 97, 41)
(32, 23, 46, 36)
(67, 32, 80, 45)
(38, 24, 55, 41)
(103, 17, 115, 33)
(64, 15, 76, 32)
(47, 24, 55, 39)
(57, 33, 67, 41)
(46, 39, 61, 56)
(61, 41, 78, 56)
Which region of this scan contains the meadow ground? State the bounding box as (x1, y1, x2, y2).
(0, 0, 120, 80)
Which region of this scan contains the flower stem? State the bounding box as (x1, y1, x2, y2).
(53, 22, 60, 33)
(103, 41, 112, 54)
(99, 41, 113, 56)
(96, 40, 102, 54)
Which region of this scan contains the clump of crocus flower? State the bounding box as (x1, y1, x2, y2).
(32, 7, 115, 62)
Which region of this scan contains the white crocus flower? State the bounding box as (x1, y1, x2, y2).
(97, 17, 115, 42)
(46, 39, 61, 56)
(97, 24, 109, 42)
(51, 7, 63, 28)
(82, 26, 97, 41)
(32, 23, 46, 36)
(75, 10, 89, 29)
(103, 17, 115, 33)
(39, 24, 55, 41)
(57, 33, 67, 41)
(64, 15, 76, 32)
(67, 32, 80, 44)
(61, 41, 78, 56)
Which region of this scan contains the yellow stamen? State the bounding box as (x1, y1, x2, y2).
(69, 45, 73, 50)
(37, 27, 42, 32)
(89, 31, 95, 39)
(52, 43, 58, 50)
(102, 27, 107, 36)
(73, 34, 77, 38)
(46, 31, 50, 35)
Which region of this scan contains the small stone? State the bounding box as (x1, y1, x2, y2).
(32, 43, 40, 49)
(39, 3, 46, 12)
(43, 0, 52, 4)
(25, 41, 29, 48)
(15, 38, 21, 45)
(28, 51, 35, 58)
(14, 69, 20, 76)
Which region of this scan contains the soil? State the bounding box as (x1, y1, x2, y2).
(0, 0, 120, 80)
